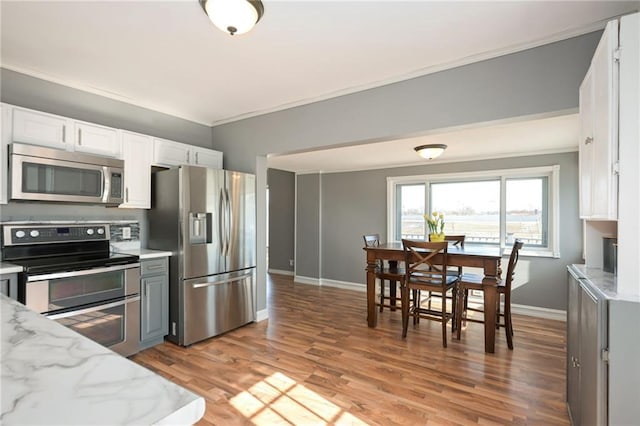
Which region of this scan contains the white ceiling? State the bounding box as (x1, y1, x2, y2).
(267, 113, 580, 173)
(1, 1, 637, 172)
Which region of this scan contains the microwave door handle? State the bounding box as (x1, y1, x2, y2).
(102, 166, 110, 203)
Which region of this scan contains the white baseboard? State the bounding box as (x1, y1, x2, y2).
(268, 269, 294, 276)
(511, 303, 566, 321)
(294, 275, 320, 285)
(256, 309, 269, 322)
(290, 276, 566, 321)
(321, 279, 366, 291)
(293, 276, 366, 291)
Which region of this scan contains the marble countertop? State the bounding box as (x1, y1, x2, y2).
(569, 264, 640, 302)
(0, 262, 23, 274)
(0, 295, 205, 425)
(115, 248, 173, 260)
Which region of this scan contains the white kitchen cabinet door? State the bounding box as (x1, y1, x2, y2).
(589, 19, 619, 220)
(74, 121, 121, 158)
(578, 19, 619, 220)
(12, 107, 70, 150)
(153, 138, 191, 167)
(0, 105, 10, 204)
(578, 69, 594, 218)
(192, 146, 223, 169)
(120, 131, 153, 209)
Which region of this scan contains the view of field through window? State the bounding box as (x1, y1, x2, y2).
(398, 178, 546, 246)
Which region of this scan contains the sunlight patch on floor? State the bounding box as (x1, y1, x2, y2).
(230, 372, 367, 425)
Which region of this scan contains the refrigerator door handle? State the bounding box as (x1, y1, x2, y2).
(190, 272, 252, 288)
(219, 189, 227, 255)
(225, 188, 232, 256)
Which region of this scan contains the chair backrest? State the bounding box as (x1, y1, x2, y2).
(363, 234, 381, 247)
(427, 234, 465, 247)
(504, 240, 524, 293)
(445, 235, 465, 247)
(402, 239, 449, 289)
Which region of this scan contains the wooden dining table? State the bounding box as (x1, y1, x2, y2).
(364, 242, 503, 353)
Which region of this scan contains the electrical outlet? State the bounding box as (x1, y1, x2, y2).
(122, 227, 131, 239)
(289, 259, 294, 267)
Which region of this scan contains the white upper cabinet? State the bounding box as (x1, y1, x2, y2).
(192, 146, 223, 169)
(578, 19, 619, 220)
(153, 138, 191, 167)
(120, 131, 153, 209)
(0, 105, 10, 204)
(153, 138, 222, 169)
(74, 121, 121, 158)
(11, 107, 71, 150)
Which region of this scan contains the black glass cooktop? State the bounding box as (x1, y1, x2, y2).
(9, 252, 139, 275)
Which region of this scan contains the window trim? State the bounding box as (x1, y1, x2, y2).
(386, 165, 560, 258)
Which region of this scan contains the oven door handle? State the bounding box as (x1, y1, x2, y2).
(26, 263, 141, 282)
(46, 295, 140, 320)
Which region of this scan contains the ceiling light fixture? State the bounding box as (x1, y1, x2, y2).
(414, 144, 447, 160)
(200, 0, 264, 36)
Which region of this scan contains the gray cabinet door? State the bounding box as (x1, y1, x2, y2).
(0, 274, 18, 300)
(579, 282, 608, 426)
(141, 274, 168, 342)
(567, 273, 581, 425)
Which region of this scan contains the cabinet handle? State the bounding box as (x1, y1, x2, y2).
(62, 125, 66, 143)
(125, 187, 129, 203)
(78, 128, 82, 145)
(187, 151, 190, 163)
(584, 137, 593, 145)
(195, 152, 199, 164)
(147, 265, 164, 271)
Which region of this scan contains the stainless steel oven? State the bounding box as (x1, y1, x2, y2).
(10, 143, 124, 205)
(25, 264, 140, 357)
(2, 223, 141, 357)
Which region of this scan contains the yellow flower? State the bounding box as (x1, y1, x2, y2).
(432, 211, 438, 217)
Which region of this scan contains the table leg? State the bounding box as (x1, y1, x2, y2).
(389, 260, 398, 311)
(366, 259, 378, 327)
(482, 278, 497, 353)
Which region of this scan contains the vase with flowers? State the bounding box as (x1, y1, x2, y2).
(424, 211, 445, 242)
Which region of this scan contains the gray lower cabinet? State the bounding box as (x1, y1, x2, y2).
(567, 265, 640, 425)
(567, 268, 608, 426)
(140, 257, 169, 349)
(0, 273, 18, 300)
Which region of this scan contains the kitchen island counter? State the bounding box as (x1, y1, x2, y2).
(0, 294, 205, 425)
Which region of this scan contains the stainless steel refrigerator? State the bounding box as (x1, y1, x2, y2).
(148, 166, 256, 346)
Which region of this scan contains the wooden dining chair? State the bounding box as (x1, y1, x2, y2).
(455, 240, 524, 349)
(425, 234, 466, 309)
(363, 234, 405, 312)
(401, 239, 459, 348)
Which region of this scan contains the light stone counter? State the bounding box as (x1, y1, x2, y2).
(569, 264, 640, 302)
(0, 262, 23, 274)
(116, 248, 173, 260)
(0, 295, 205, 425)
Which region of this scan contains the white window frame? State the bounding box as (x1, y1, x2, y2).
(386, 165, 560, 258)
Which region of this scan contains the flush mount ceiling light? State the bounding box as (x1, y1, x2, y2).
(414, 144, 447, 160)
(200, 0, 264, 36)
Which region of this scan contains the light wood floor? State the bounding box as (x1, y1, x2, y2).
(131, 273, 569, 425)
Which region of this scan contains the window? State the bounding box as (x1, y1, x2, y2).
(387, 166, 560, 257)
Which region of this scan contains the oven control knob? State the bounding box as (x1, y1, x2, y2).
(15, 230, 26, 238)
(86, 229, 95, 235)
(30, 230, 40, 238)
(97, 228, 104, 235)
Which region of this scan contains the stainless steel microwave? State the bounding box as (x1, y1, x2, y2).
(10, 143, 124, 205)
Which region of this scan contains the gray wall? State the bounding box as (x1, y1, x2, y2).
(1, 68, 213, 149)
(267, 168, 295, 272)
(0, 68, 216, 242)
(318, 152, 581, 310)
(211, 31, 600, 172)
(296, 173, 320, 279)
